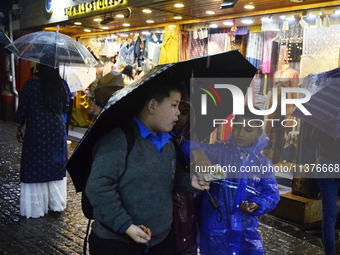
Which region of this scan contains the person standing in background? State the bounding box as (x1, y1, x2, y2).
(15, 53, 69, 219)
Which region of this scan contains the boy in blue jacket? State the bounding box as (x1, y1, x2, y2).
(181, 108, 280, 255)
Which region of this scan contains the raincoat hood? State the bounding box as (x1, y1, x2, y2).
(228, 130, 270, 154)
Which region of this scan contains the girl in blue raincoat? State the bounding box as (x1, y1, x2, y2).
(181, 109, 280, 255)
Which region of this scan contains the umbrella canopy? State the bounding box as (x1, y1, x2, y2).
(292, 67, 340, 138)
(67, 50, 257, 192)
(94, 71, 125, 108)
(5, 29, 100, 68)
(60, 67, 96, 93)
(0, 29, 12, 54)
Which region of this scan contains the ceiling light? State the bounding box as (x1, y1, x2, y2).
(94, 18, 102, 22)
(74, 22, 82, 25)
(323, 15, 330, 27)
(209, 24, 218, 28)
(299, 17, 308, 28)
(174, 16, 182, 19)
(174, 3, 184, 8)
(282, 20, 289, 31)
(244, 4, 255, 9)
(135, 33, 139, 36)
(220, 0, 239, 9)
(120, 34, 128, 37)
(223, 21, 234, 26)
(123, 23, 130, 26)
(143, 9, 152, 13)
(116, 14, 124, 18)
(287, 15, 295, 21)
(102, 26, 109, 29)
(309, 12, 316, 17)
(206, 11, 216, 14)
(156, 31, 161, 33)
(241, 19, 253, 24)
(142, 31, 151, 35)
(146, 20, 154, 23)
(84, 29, 91, 32)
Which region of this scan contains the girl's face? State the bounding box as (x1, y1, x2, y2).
(173, 102, 190, 131)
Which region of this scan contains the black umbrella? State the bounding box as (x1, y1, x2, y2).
(66, 50, 257, 192)
(94, 71, 124, 108)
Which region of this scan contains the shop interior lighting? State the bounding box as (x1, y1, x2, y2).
(323, 15, 330, 27)
(143, 9, 152, 13)
(102, 26, 109, 29)
(206, 11, 216, 14)
(146, 20, 154, 23)
(193, 28, 198, 39)
(223, 21, 234, 26)
(315, 16, 322, 28)
(84, 29, 91, 32)
(174, 16, 182, 19)
(116, 14, 124, 18)
(244, 4, 255, 9)
(198, 28, 204, 39)
(286, 15, 295, 21)
(174, 3, 184, 8)
(220, 0, 239, 9)
(123, 23, 130, 26)
(241, 19, 253, 24)
(142, 31, 151, 35)
(299, 17, 308, 28)
(204, 25, 209, 38)
(282, 20, 289, 31)
(209, 24, 218, 28)
(308, 12, 316, 17)
(335, 10, 340, 15)
(94, 18, 102, 22)
(120, 34, 128, 37)
(101, 13, 114, 24)
(74, 22, 82, 25)
(280, 15, 286, 20)
(135, 33, 139, 36)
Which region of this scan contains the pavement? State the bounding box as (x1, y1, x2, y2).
(0, 120, 329, 254)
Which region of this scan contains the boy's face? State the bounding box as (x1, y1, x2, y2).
(151, 90, 181, 133)
(232, 116, 263, 149)
(173, 102, 190, 131)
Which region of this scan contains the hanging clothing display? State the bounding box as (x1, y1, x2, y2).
(208, 33, 227, 55)
(152, 44, 162, 65)
(116, 44, 135, 69)
(261, 31, 279, 74)
(306, 25, 340, 56)
(187, 31, 208, 60)
(159, 36, 179, 64)
(246, 32, 264, 70)
(300, 55, 340, 79)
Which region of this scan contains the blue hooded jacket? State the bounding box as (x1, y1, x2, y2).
(181, 132, 280, 255)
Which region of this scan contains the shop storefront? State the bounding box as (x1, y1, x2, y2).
(13, 0, 340, 225)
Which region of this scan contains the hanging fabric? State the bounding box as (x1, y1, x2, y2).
(246, 32, 263, 69)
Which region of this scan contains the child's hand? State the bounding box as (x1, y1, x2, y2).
(125, 224, 151, 243)
(191, 149, 212, 173)
(239, 201, 259, 213)
(139, 225, 152, 244)
(191, 174, 210, 191)
(172, 193, 184, 209)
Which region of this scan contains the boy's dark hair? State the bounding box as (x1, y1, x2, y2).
(136, 80, 186, 115)
(234, 106, 264, 126)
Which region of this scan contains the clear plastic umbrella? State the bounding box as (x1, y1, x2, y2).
(60, 67, 97, 93)
(5, 26, 100, 68)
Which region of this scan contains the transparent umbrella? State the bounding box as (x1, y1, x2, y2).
(5, 26, 100, 68)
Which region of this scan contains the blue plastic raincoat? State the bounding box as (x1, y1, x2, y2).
(181, 132, 280, 255)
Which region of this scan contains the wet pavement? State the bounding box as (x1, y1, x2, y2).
(0, 120, 330, 254)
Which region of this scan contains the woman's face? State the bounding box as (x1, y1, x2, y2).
(173, 102, 190, 131)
